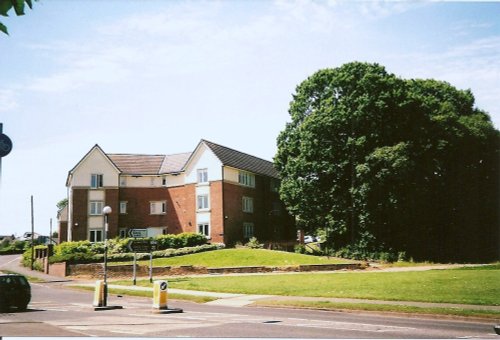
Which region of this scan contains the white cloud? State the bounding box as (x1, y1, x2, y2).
(0, 89, 18, 112)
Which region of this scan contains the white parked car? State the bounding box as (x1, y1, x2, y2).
(304, 235, 315, 243)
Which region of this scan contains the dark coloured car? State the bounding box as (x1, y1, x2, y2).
(0, 274, 31, 312)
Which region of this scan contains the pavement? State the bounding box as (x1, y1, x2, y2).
(2, 254, 500, 312)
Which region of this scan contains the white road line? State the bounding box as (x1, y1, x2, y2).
(0, 255, 21, 267)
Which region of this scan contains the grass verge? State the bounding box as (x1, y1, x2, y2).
(70, 285, 217, 304)
(112, 248, 355, 267)
(114, 266, 500, 306)
(253, 300, 500, 320)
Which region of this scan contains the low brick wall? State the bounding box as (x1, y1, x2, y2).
(48, 262, 67, 277)
(65, 262, 366, 278)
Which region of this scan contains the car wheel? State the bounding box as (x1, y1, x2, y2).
(16, 303, 28, 312)
(0, 295, 8, 313)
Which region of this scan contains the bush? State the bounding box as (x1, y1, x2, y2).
(294, 244, 306, 254)
(245, 237, 263, 249)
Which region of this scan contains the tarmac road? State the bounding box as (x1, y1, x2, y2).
(1, 254, 499, 338)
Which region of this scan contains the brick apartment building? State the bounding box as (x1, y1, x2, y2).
(58, 140, 296, 246)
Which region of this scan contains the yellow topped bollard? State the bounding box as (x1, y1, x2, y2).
(93, 280, 105, 307)
(152, 280, 183, 314)
(93, 280, 123, 311)
(153, 280, 168, 309)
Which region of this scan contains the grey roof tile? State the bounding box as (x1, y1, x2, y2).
(202, 140, 279, 178)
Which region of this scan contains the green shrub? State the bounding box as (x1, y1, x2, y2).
(294, 244, 306, 254)
(0, 240, 29, 255)
(245, 237, 263, 249)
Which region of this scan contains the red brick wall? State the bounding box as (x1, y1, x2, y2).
(222, 176, 296, 245)
(210, 181, 224, 243)
(69, 177, 295, 244)
(166, 184, 196, 234)
(58, 221, 68, 244)
(72, 189, 88, 241)
(116, 185, 197, 235)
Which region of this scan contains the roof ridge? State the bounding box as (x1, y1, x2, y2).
(107, 153, 166, 157)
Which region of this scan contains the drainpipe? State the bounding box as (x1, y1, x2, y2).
(221, 165, 226, 244)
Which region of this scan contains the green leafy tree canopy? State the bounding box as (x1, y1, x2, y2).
(0, 0, 35, 35)
(275, 62, 499, 262)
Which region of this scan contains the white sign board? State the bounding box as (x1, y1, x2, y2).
(129, 229, 147, 238)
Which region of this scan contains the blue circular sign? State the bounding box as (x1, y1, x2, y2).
(0, 133, 12, 157)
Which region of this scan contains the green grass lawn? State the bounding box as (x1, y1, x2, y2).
(115, 265, 500, 306)
(119, 248, 354, 267)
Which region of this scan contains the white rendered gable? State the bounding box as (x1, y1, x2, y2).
(68, 146, 120, 188)
(184, 142, 223, 184)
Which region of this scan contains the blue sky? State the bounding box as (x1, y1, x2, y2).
(1, 1, 499, 238)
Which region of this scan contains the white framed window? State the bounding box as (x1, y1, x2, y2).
(119, 228, 127, 238)
(238, 171, 255, 187)
(120, 201, 127, 214)
(242, 196, 254, 213)
(243, 222, 254, 238)
(91, 174, 103, 188)
(89, 229, 103, 243)
(198, 223, 210, 238)
(120, 176, 127, 187)
(89, 201, 104, 215)
(197, 168, 208, 184)
(150, 201, 167, 215)
(197, 194, 209, 210)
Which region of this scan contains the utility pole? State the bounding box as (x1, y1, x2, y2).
(0, 123, 14, 190)
(31, 195, 35, 270)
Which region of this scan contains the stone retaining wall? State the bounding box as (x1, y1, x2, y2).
(62, 262, 365, 278)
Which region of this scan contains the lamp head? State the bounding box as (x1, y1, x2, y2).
(102, 206, 112, 215)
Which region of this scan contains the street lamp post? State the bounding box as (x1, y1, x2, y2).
(102, 205, 112, 307)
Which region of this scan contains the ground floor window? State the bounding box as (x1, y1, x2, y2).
(243, 222, 254, 238)
(198, 223, 210, 238)
(89, 229, 103, 242)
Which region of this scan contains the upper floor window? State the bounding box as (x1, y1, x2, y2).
(119, 177, 127, 187)
(150, 201, 167, 215)
(242, 196, 254, 213)
(89, 201, 104, 215)
(239, 171, 255, 187)
(197, 169, 208, 184)
(162, 176, 167, 186)
(91, 174, 103, 188)
(270, 179, 280, 193)
(120, 201, 127, 214)
(197, 194, 209, 210)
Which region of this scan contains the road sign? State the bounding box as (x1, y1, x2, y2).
(128, 239, 151, 252)
(128, 229, 147, 238)
(0, 133, 12, 157)
(127, 239, 157, 253)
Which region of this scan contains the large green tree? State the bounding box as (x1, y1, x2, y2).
(275, 62, 499, 262)
(0, 0, 35, 35)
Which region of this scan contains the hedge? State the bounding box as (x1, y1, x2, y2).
(21, 233, 218, 266)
